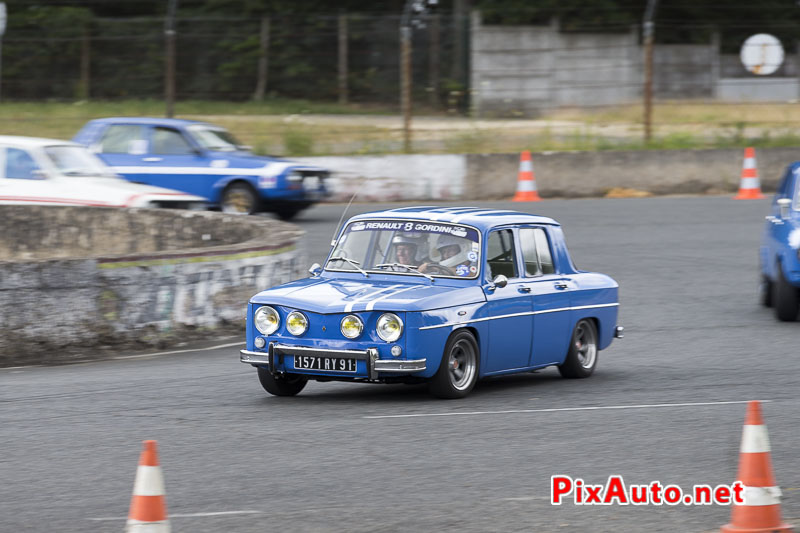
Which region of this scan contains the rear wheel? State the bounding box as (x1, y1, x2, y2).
(760, 274, 773, 308)
(428, 330, 479, 399)
(257, 367, 308, 396)
(221, 183, 259, 215)
(558, 319, 598, 379)
(774, 266, 799, 322)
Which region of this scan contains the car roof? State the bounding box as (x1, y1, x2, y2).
(86, 117, 207, 128)
(0, 135, 80, 148)
(348, 206, 558, 230)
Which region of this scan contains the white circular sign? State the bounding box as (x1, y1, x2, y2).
(740, 33, 784, 76)
(0, 3, 6, 37)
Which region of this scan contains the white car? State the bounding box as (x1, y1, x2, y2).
(0, 136, 206, 209)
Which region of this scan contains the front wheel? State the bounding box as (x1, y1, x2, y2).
(774, 266, 799, 322)
(273, 203, 310, 221)
(257, 367, 308, 396)
(558, 319, 598, 379)
(428, 330, 479, 399)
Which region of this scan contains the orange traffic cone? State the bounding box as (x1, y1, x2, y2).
(126, 440, 170, 533)
(734, 147, 765, 200)
(512, 150, 541, 202)
(720, 401, 793, 533)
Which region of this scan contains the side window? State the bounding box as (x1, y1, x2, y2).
(519, 228, 540, 276)
(486, 229, 518, 279)
(5, 148, 41, 179)
(100, 125, 145, 154)
(152, 128, 194, 155)
(520, 227, 555, 276)
(534, 228, 555, 274)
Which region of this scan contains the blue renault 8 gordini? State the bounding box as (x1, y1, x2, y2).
(241, 207, 623, 398)
(760, 162, 800, 321)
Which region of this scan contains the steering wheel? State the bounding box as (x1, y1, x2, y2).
(422, 264, 453, 275)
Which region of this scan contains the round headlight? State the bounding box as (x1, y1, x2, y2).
(254, 306, 280, 335)
(286, 311, 309, 336)
(376, 313, 403, 343)
(340, 314, 364, 339)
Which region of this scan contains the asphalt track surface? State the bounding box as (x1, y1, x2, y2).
(3, 196, 800, 533)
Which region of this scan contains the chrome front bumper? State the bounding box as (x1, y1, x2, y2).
(240, 342, 426, 380)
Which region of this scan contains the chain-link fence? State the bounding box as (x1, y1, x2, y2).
(4, 13, 470, 110)
(4, 10, 800, 156)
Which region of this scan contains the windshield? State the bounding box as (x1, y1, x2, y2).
(44, 145, 118, 178)
(328, 219, 482, 279)
(187, 124, 245, 152)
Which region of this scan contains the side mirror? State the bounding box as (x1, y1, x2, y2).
(492, 274, 508, 288)
(308, 263, 322, 277)
(778, 198, 792, 220)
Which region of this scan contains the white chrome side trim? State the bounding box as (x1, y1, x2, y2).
(418, 303, 619, 330)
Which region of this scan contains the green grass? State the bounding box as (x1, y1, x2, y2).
(1, 99, 800, 156)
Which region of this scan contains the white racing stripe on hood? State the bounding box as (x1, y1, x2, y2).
(364, 285, 418, 311)
(343, 285, 404, 313)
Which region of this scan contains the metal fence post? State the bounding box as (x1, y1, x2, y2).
(164, 0, 178, 118)
(400, 24, 412, 153)
(338, 12, 348, 105)
(254, 16, 270, 101)
(78, 23, 90, 100)
(428, 13, 440, 109)
(642, 0, 658, 143)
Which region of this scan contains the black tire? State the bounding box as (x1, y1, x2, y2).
(760, 274, 773, 308)
(273, 203, 309, 221)
(257, 367, 308, 396)
(774, 265, 799, 322)
(221, 183, 259, 215)
(558, 319, 599, 379)
(428, 330, 480, 399)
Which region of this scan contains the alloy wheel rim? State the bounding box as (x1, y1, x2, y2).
(575, 322, 597, 369)
(448, 339, 476, 390)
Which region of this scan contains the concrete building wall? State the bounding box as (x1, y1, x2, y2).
(0, 207, 304, 366)
(470, 11, 800, 113)
(654, 45, 716, 98)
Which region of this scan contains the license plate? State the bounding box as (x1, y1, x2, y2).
(303, 176, 320, 190)
(294, 355, 357, 373)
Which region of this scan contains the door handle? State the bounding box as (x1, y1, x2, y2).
(143, 157, 163, 162)
(555, 282, 569, 290)
(518, 286, 531, 293)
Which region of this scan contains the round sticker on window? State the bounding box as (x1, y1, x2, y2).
(456, 265, 470, 276)
(467, 251, 478, 262)
(469, 265, 477, 274)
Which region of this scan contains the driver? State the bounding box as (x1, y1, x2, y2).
(419, 234, 470, 275)
(391, 235, 424, 266)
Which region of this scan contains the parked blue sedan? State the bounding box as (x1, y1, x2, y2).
(240, 207, 622, 398)
(73, 117, 329, 219)
(760, 162, 800, 321)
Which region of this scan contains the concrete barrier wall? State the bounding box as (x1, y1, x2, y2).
(464, 147, 797, 199)
(296, 155, 465, 202)
(301, 147, 795, 202)
(0, 207, 304, 366)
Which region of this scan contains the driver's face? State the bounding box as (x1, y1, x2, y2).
(396, 244, 416, 264)
(439, 244, 460, 260)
